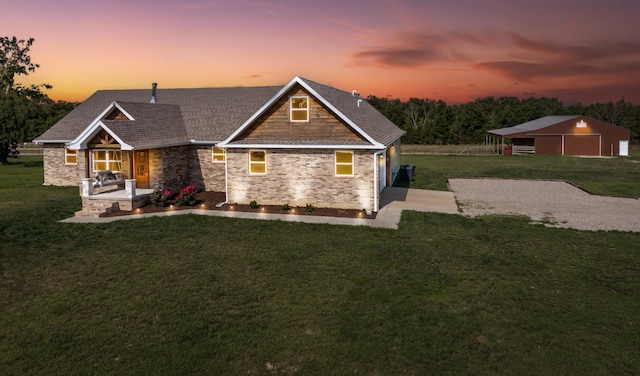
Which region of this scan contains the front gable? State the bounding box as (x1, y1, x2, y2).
(236, 86, 367, 143)
(68, 102, 134, 150)
(220, 76, 386, 149)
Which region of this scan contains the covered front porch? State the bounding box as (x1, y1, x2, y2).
(77, 178, 154, 217)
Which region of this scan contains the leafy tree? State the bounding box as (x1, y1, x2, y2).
(1, 36, 53, 163)
(368, 94, 638, 145)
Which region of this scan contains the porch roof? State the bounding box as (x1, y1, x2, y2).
(100, 102, 189, 148)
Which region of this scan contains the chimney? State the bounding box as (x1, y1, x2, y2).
(150, 82, 157, 104)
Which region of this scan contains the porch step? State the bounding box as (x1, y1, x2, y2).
(75, 201, 120, 218)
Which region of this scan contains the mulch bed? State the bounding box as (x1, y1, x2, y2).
(104, 191, 377, 219)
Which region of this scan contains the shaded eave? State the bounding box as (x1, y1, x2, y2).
(221, 144, 379, 150)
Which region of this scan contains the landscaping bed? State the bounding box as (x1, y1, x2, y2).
(104, 190, 377, 219)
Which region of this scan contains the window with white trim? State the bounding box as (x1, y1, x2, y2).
(335, 151, 354, 176)
(212, 146, 226, 162)
(290, 95, 309, 122)
(65, 147, 77, 165)
(92, 149, 122, 172)
(249, 150, 266, 175)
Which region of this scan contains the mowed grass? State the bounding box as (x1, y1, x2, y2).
(1, 156, 639, 375)
(399, 144, 640, 197)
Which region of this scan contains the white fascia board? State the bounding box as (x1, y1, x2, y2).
(223, 143, 383, 150)
(68, 121, 133, 150)
(33, 139, 72, 144)
(190, 140, 223, 145)
(68, 121, 104, 149)
(219, 76, 300, 146)
(68, 101, 135, 149)
(98, 124, 133, 150)
(295, 78, 384, 148)
(112, 102, 135, 120)
(219, 76, 384, 149)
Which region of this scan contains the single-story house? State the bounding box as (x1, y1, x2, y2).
(34, 76, 406, 217)
(487, 115, 630, 156)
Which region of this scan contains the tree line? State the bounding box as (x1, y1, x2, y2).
(2, 35, 638, 164)
(1, 36, 76, 163)
(367, 95, 640, 144)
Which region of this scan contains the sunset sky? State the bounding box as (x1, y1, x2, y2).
(3, 0, 640, 104)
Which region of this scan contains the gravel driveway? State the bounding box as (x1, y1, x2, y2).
(448, 179, 640, 232)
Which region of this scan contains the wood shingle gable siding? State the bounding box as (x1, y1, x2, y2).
(237, 87, 366, 143)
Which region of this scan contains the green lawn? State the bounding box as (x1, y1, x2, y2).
(398, 145, 640, 198)
(1, 156, 639, 375)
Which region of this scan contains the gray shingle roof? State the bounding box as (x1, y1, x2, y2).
(36, 77, 405, 149)
(102, 102, 188, 148)
(487, 115, 581, 136)
(300, 77, 406, 146)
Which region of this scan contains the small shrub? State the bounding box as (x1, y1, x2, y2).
(306, 204, 315, 212)
(149, 187, 172, 207)
(282, 203, 290, 211)
(249, 200, 258, 209)
(175, 185, 198, 206)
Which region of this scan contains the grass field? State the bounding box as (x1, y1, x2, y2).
(1, 155, 639, 375)
(398, 144, 640, 198)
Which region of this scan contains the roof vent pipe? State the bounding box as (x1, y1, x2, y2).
(150, 82, 157, 104)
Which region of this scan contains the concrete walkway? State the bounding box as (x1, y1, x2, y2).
(61, 187, 459, 229)
(373, 187, 459, 228)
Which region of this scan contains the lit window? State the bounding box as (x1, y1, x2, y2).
(212, 147, 226, 162)
(65, 147, 77, 165)
(249, 150, 266, 175)
(92, 149, 122, 172)
(290, 95, 309, 122)
(335, 151, 353, 176)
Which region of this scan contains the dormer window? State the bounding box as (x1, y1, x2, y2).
(290, 95, 309, 122)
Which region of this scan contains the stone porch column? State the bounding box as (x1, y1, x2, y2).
(125, 179, 136, 199)
(81, 178, 94, 197)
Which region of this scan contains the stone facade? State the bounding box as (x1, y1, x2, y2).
(189, 146, 226, 192)
(149, 146, 190, 192)
(45, 145, 388, 215)
(78, 196, 148, 217)
(43, 145, 81, 186)
(226, 148, 376, 211)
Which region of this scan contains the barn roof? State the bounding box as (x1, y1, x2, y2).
(487, 115, 581, 136)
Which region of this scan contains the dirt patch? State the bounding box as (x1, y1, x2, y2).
(448, 178, 640, 232)
(103, 191, 377, 219)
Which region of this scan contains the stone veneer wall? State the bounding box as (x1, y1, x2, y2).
(226, 149, 376, 211)
(189, 146, 226, 192)
(149, 146, 190, 192)
(43, 145, 81, 186)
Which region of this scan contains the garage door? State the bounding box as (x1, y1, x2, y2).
(564, 135, 600, 156)
(535, 135, 562, 155)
